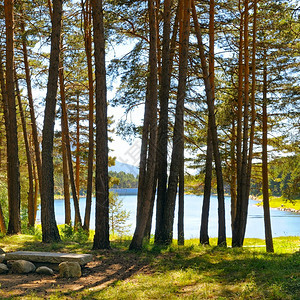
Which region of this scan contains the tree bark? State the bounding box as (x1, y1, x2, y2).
(160, 0, 190, 245)
(155, 0, 179, 245)
(5, 0, 21, 234)
(92, 0, 110, 249)
(15, 71, 35, 227)
(192, 0, 226, 246)
(262, 50, 274, 253)
(200, 0, 215, 245)
(40, 0, 62, 243)
(129, 0, 158, 250)
(76, 93, 80, 200)
(61, 104, 71, 225)
(0, 51, 7, 234)
(233, 10, 244, 237)
(59, 48, 82, 228)
(83, 0, 94, 232)
(20, 4, 42, 193)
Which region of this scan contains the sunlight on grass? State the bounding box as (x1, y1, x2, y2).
(0, 233, 299, 299)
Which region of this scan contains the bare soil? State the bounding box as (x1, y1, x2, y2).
(0, 249, 151, 299)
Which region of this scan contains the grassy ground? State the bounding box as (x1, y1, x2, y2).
(256, 196, 300, 211)
(0, 231, 299, 299)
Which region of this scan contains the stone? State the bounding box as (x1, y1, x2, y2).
(0, 263, 8, 274)
(0, 254, 5, 263)
(11, 260, 36, 274)
(0, 248, 5, 254)
(5, 251, 93, 266)
(36, 266, 54, 275)
(59, 261, 81, 278)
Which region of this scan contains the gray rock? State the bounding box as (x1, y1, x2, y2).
(5, 251, 93, 266)
(59, 261, 81, 278)
(36, 266, 54, 275)
(0, 254, 5, 263)
(11, 260, 36, 274)
(0, 263, 8, 274)
(0, 248, 5, 254)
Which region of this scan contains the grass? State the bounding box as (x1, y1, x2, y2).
(0, 233, 299, 299)
(256, 196, 300, 211)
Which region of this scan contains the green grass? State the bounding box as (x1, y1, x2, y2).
(0, 234, 299, 299)
(256, 196, 300, 211)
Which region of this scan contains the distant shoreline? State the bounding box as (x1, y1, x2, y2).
(250, 195, 300, 214)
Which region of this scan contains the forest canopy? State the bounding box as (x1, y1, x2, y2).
(0, 0, 298, 251)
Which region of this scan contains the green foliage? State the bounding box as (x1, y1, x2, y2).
(60, 223, 89, 243)
(109, 192, 131, 237)
(0, 181, 8, 225)
(109, 171, 138, 188)
(269, 155, 300, 200)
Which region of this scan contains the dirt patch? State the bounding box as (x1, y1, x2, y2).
(0, 249, 151, 299)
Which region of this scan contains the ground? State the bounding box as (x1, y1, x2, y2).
(0, 250, 151, 299)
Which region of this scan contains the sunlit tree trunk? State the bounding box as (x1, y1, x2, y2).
(232, 8, 244, 240)
(40, 0, 62, 243)
(129, 0, 158, 250)
(262, 50, 274, 253)
(92, 0, 110, 249)
(15, 72, 34, 227)
(76, 93, 80, 200)
(230, 118, 237, 229)
(61, 107, 71, 225)
(155, 0, 179, 245)
(82, 0, 94, 232)
(59, 44, 82, 228)
(200, 0, 215, 245)
(160, 0, 190, 245)
(0, 49, 8, 234)
(233, 0, 253, 247)
(5, 0, 21, 234)
(31, 148, 38, 222)
(20, 3, 42, 194)
(246, 0, 257, 202)
(192, 0, 226, 246)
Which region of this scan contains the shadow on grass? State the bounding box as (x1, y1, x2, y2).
(0, 236, 299, 299)
(0, 238, 151, 299)
(149, 246, 300, 299)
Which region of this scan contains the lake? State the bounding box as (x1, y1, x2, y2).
(37, 194, 300, 239)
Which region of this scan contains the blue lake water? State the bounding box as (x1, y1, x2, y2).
(37, 194, 300, 239)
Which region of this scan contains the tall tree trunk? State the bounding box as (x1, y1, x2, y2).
(200, 129, 213, 245)
(230, 118, 237, 230)
(262, 50, 274, 253)
(83, 0, 94, 232)
(178, 161, 184, 245)
(233, 0, 252, 247)
(20, 4, 42, 193)
(200, 0, 215, 245)
(233, 9, 244, 236)
(246, 0, 257, 200)
(160, 0, 190, 245)
(192, 0, 226, 246)
(59, 47, 82, 228)
(40, 0, 62, 243)
(239, 0, 250, 245)
(5, 0, 21, 234)
(129, 0, 158, 250)
(91, 0, 110, 250)
(31, 147, 38, 222)
(76, 93, 80, 199)
(144, 180, 157, 241)
(15, 71, 35, 227)
(0, 48, 8, 235)
(155, 0, 179, 245)
(61, 106, 71, 225)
